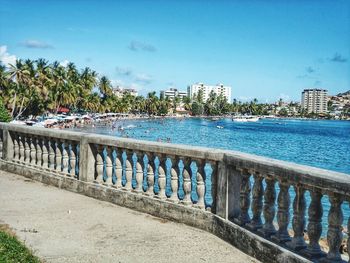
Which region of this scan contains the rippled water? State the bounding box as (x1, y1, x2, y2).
(73, 118, 350, 233)
(75, 118, 350, 174)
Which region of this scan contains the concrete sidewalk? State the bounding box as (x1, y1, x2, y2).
(0, 170, 259, 263)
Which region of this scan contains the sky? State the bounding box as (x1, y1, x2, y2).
(0, 0, 349, 102)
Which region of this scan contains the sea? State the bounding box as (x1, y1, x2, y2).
(73, 117, 350, 233)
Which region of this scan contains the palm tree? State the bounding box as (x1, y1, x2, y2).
(51, 62, 68, 113)
(7, 59, 32, 118)
(182, 96, 192, 111)
(78, 67, 98, 111)
(146, 91, 159, 115)
(99, 76, 112, 99)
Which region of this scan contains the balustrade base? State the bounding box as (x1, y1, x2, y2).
(318, 257, 346, 263)
(112, 185, 122, 190)
(271, 233, 291, 243)
(300, 248, 326, 260)
(246, 222, 262, 231)
(257, 227, 276, 238)
(233, 218, 250, 226)
(286, 240, 307, 251)
(131, 189, 143, 194)
(167, 197, 179, 203)
(193, 204, 205, 210)
(154, 195, 167, 200)
(181, 200, 192, 206)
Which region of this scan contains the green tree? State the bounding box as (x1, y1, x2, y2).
(0, 98, 11, 122)
(191, 101, 204, 115)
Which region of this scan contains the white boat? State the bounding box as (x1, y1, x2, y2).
(232, 116, 260, 122)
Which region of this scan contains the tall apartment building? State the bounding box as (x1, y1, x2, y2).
(160, 88, 187, 100)
(301, 89, 328, 113)
(187, 83, 232, 103)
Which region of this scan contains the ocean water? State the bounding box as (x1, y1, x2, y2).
(77, 118, 350, 174)
(73, 118, 350, 233)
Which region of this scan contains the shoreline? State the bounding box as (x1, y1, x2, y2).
(9, 113, 350, 130)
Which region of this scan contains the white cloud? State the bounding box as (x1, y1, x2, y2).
(21, 40, 53, 49)
(115, 66, 133, 76)
(0, 45, 16, 67)
(128, 40, 156, 52)
(59, 59, 69, 67)
(135, 73, 153, 84)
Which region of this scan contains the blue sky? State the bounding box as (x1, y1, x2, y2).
(0, 0, 349, 102)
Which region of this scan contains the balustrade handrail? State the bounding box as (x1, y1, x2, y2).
(224, 151, 350, 198)
(0, 123, 82, 142)
(1, 122, 349, 196)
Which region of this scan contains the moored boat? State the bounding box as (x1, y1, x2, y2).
(232, 116, 260, 122)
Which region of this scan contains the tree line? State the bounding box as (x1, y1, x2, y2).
(0, 58, 303, 121)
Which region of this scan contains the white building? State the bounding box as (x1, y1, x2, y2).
(160, 88, 187, 100)
(187, 83, 232, 103)
(112, 87, 138, 98)
(301, 89, 328, 114)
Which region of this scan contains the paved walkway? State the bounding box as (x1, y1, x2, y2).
(0, 170, 259, 263)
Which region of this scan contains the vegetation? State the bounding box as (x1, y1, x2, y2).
(0, 98, 11, 122)
(0, 228, 40, 263)
(2, 58, 347, 120)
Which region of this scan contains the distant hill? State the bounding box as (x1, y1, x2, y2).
(336, 90, 350, 96)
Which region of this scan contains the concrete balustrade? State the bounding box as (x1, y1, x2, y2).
(0, 122, 349, 263)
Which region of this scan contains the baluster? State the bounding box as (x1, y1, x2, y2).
(287, 186, 306, 250)
(30, 136, 37, 165)
(48, 138, 55, 169)
(258, 177, 276, 237)
(13, 133, 19, 161)
(207, 160, 217, 212)
(155, 155, 166, 199)
(234, 168, 251, 225)
(272, 181, 291, 243)
(114, 148, 123, 188)
(35, 137, 43, 167)
(193, 159, 205, 209)
(182, 158, 192, 206)
(55, 140, 62, 172)
(69, 141, 77, 177)
(42, 138, 49, 168)
(124, 150, 133, 190)
(146, 153, 155, 196)
(24, 136, 30, 163)
(169, 156, 179, 202)
(61, 140, 69, 174)
(247, 172, 264, 231)
(94, 144, 104, 183)
(303, 190, 325, 258)
(19, 134, 25, 162)
(104, 146, 113, 185)
(325, 194, 343, 262)
(134, 151, 144, 193)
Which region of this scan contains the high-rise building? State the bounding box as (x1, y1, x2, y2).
(160, 88, 187, 100)
(301, 89, 328, 113)
(187, 83, 232, 103)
